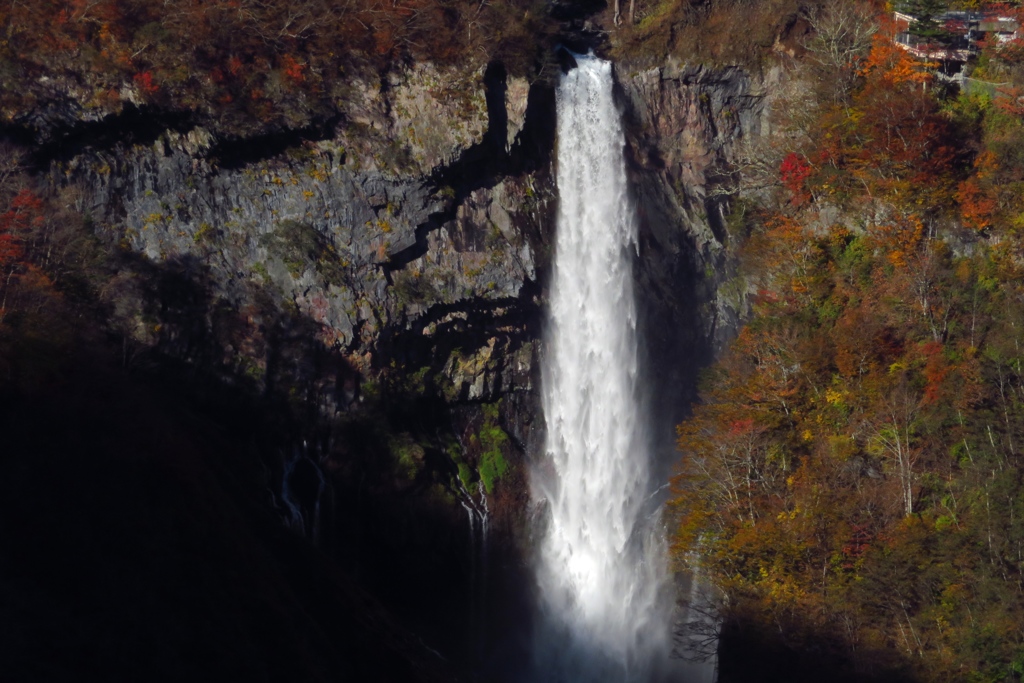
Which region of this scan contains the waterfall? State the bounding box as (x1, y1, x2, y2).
(532, 53, 671, 682)
(456, 479, 490, 667)
(279, 442, 326, 542)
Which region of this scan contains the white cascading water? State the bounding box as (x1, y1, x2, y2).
(533, 53, 670, 682)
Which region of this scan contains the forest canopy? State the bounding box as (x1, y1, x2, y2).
(670, 1, 1024, 680)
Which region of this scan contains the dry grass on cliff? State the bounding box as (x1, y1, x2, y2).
(612, 0, 828, 67)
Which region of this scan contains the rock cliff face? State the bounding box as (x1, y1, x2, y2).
(51, 61, 551, 409)
(619, 61, 767, 467)
(30, 59, 557, 671)
(24, 49, 766, 676)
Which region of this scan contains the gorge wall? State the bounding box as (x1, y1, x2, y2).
(621, 61, 768, 468)
(7, 39, 769, 681)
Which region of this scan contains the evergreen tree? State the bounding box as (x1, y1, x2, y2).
(903, 0, 953, 44)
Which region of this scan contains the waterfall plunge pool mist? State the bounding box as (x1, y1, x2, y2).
(529, 53, 715, 683)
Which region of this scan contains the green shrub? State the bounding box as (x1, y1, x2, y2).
(193, 222, 216, 244)
(477, 402, 509, 494)
(388, 433, 425, 481)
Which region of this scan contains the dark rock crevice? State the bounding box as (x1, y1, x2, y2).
(5, 104, 194, 170)
(376, 282, 542, 390)
(207, 115, 342, 169)
(386, 65, 557, 274)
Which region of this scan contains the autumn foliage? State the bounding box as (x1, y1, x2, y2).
(674, 213, 1024, 679)
(0, 190, 50, 321)
(671, 2, 1024, 679)
(779, 153, 812, 205)
(801, 23, 963, 210)
(0, 0, 553, 133)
